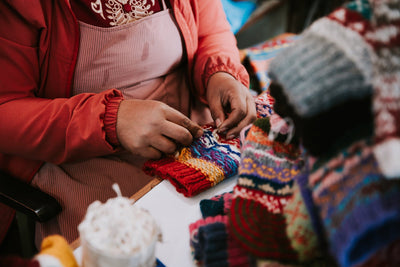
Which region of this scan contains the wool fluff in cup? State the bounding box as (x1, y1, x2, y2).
(78, 184, 160, 267)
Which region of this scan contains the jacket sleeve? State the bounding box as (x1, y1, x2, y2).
(192, 0, 250, 102)
(0, 1, 122, 165)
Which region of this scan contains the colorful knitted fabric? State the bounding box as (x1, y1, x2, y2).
(240, 34, 299, 93)
(229, 117, 304, 260)
(307, 139, 400, 267)
(254, 90, 275, 118)
(142, 125, 241, 197)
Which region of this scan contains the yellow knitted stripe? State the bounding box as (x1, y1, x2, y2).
(177, 148, 225, 185)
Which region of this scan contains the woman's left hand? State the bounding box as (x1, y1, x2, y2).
(206, 72, 257, 139)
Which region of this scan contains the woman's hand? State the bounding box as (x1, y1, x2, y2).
(206, 72, 257, 139)
(116, 99, 203, 159)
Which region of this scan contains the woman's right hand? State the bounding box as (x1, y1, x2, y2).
(116, 99, 203, 159)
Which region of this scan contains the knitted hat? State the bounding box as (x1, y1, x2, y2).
(267, 3, 376, 157)
(229, 117, 304, 260)
(308, 139, 400, 267)
(268, 4, 374, 119)
(143, 125, 241, 197)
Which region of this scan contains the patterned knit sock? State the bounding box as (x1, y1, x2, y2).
(189, 215, 254, 267)
(308, 139, 400, 267)
(229, 117, 304, 260)
(143, 125, 241, 197)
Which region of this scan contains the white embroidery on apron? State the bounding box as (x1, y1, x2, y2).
(103, 0, 156, 26)
(91, 0, 106, 20)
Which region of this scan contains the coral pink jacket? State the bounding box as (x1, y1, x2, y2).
(0, 0, 248, 242)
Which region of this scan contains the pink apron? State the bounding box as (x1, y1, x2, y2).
(32, 0, 212, 246)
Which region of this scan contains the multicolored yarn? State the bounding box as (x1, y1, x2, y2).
(143, 125, 241, 197)
(308, 139, 400, 267)
(229, 117, 304, 260)
(254, 90, 275, 118)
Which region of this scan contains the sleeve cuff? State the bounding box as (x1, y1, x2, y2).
(104, 93, 124, 148)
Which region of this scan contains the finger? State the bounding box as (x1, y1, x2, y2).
(207, 95, 226, 129)
(151, 135, 177, 155)
(226, 97, 257, 138)
(161, 120, 195, 147)
(140, 146, 163, 159)
(217, 96, 247, 133)
(165, 108, 203, 139)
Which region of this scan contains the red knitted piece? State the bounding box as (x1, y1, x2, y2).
(143, 157, 212, 197)
(230, 195, 298, 260)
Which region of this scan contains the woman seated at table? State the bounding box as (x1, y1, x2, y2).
(0, 0, 256, 248)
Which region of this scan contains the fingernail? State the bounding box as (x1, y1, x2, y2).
(218, 127, 227, 134)
(195, 129, 203, 138)
(215, 118, 222, 128)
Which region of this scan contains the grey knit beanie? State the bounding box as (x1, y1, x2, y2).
(268, 14, 374, 118)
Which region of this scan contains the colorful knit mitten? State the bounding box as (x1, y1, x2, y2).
(143, 125, 241, 197)
(308, 139, 400, 267)
(229, 117, 304, 261)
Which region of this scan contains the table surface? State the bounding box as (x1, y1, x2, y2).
(73, 176, 238, 267)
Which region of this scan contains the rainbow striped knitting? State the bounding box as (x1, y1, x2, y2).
(142, 125, 241, 197)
